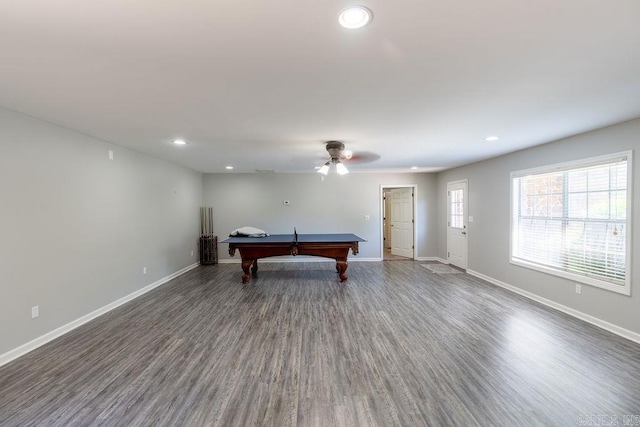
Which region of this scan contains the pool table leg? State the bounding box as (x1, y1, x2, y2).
(251, 259, 259, 277)
(336, 259, 348, 282)
(241, 259, 253, 284)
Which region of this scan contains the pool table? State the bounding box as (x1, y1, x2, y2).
(220, 232, 365, 284)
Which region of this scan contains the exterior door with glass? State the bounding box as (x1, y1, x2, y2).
(447, 180, 468, 269)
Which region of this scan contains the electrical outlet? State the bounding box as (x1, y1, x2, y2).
(108, 150, 114, 160)
(364, 215, 370, 220)
(143, 267, 147, 274)
(191, 250, 194, 256)
(31, 306, 39, 319)
(575, 284, 582, 295)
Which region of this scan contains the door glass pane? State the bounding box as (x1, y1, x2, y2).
(450, 188, 464, 229)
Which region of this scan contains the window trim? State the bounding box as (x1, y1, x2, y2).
(509, 150, 633, 296)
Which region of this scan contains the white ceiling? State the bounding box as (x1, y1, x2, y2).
(2, 0, 640, 173)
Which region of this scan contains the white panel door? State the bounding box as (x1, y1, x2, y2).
(390, 188, 414, 258)
(384, 191, 392, 249)
(447, 180, 468, 269)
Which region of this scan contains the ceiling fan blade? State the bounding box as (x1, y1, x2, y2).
(345, 151, 380, 164)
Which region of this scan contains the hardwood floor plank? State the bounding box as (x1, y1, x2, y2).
(1, 261, 639, 426)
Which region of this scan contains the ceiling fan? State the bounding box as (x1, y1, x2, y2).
(317, 141, 350, 175)
(316, 141, 380, 175)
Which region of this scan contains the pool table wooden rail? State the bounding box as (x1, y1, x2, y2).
(222, 233, 364, 284)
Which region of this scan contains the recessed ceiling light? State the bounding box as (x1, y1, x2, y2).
(172, 139, 186, 145)
(411, 166, 418, 170)
(225, 165, 234, 170)
(485, 136, 499, 141)
(338, 6, 372, 29)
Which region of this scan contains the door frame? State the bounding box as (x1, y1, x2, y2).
(446, 179, 468, 269)
(380, 184, 417, 260)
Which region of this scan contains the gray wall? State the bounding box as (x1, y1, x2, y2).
(3, 101, 637, 358)
(202, 172, 438, 260)
(0, 107, 202, 356)
(436, 118, 640, 335)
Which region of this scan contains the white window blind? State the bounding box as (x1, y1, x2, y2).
(450, 189, 464, 229)
(511, 151, 632, 295)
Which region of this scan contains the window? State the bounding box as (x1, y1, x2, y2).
(450, 188, 464, 229)
(511, 151, 632, 295)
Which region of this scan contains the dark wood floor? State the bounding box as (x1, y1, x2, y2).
(1, 261, 639, 426)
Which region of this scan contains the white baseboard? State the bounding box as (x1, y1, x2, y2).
(0, 262, 200, 368)
(467, 269, 640, 345)
(218, 257, 382, 263)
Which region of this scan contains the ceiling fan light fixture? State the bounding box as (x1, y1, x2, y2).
(318, 162, 331, 175)
(335, 160, 349, 175)
(316, 141, 351, 175)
